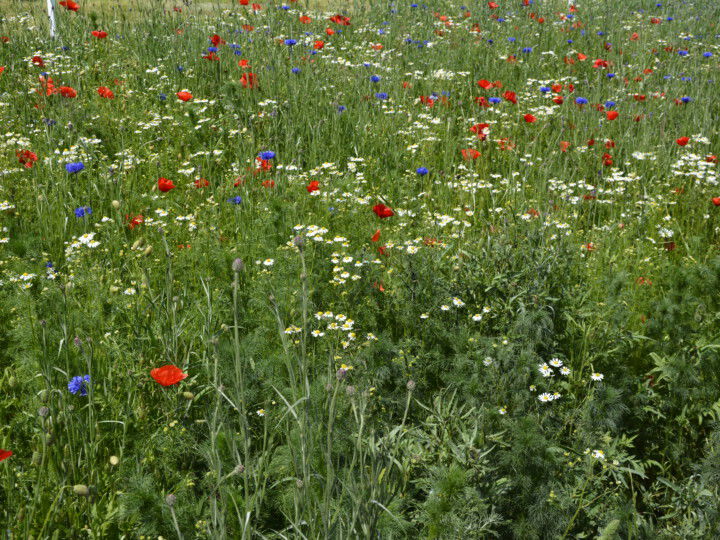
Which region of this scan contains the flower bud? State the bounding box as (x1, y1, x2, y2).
(182, 391, 194, 400)
(111, 200, 121, 209)
(165, 493, 176, 507)
(406, 380, 416, 391)
(336, 368, 347, 381)
(232, 258, 245, 273)
(109, 455, 120, 466)
(73, 484, 90, 497)
(143, 245, 153, 256)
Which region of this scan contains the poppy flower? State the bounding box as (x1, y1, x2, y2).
(477, 79, 494, 90)
(706, 155, 718, 163)
(210, 34, 225, 46)
(126, 214, 144, 229)
(602, 153, 613, 166)
(461, 148, 481, 160)
(371, 229, 381, 242)
(313, 40, 325, 50)
(373, 204, 394, 218)
(559, 141, 571, 152)
(240, 72, 257, 88)
(151, 365, 188, 386)
(0, 66, 4, 76)
(552, 95, 564, 105)
(712, 197, 720, 207)
(329, 14, 351, 25)
(523, 113, 536, 123)
(299, 15, 311, 23)
(59, 86, 77, 98)
(606, 110, 619, 120)
(17, 150, 38, 168)
(91, 30, 108, 39)
(306, 180, 320, 193)
(194, 178, 209, 188)
(676, 136, 690, 146)
(158, 177, 175, 192)
(176, 91, 192, 102)
(502, 90, 517, 104)
(0, 449, 12, 462)
(470, 123, 490, 140)
(97, 86, 114, 99)
(59, 0, 79, 11)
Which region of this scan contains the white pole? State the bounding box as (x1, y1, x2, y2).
(47, 0, 57, 40)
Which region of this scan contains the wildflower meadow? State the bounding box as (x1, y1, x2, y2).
(1, 0, 720, 537)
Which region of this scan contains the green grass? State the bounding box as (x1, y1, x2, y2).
(1, 0, 720, 537)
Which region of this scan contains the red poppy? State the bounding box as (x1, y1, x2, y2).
(329, 14, 351, 25)
(238, 59, 250, 69)
(32, 56, 45, 67)
(577, 53, 587, 61)
(202, 52, 220, 61)
(488, 1, 499, 8)
(523, 113, 536, 123)
(210, 34, 225, 46)
(261, 179, 275, 188)
(91, 30, 108, 39)
(712, 197, 720, 207)
(559, 141, 571, 152)
(17, 150, 38, 168)
(126, 214, 144, 229)
(552, 95, 564, 105)
(477, 79, 494, 90)
(0, 449, 12, 462)
(461, 148, 481, 160)
(325, 27, 336, 36)
(371, 229, 381, 242)
(0, 66, 4, 76)
(176, 91, 193, 102)
(306, 180, 320, 193)
(634, 94, 646, 102)
(707, 155, 718, 163)
(606, 111, 619, 120)
(158, 177, 175, 192)
(502, 90, 517, 104)
(59, 0, 79, 11)
(239, 0, 249, 4)
(242, 24, 255, 32)
(373, 204, 394, 218)
(313, 40, 325, 50)
(240, 72, 257, 88)
(151, 365, 187, 386)
(194, 178, 209, 188)
(299, 15, 312, 23)
(97, 86, 114, 99)
(59, 86, 77, 98)
(676, 136, 690, 146)
(602, 153, 613, 166)
(470, 123, 490, 140)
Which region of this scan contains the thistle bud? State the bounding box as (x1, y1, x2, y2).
(232, 258, 245, 273)
(406, 380, 416, 391)
(165, 493, 176, 507)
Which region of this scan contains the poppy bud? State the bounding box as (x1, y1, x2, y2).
(109, 456, 120, 466)
(165, 494, 176, 507)
(182, 391, 194, 400)
(143, 245, 153, 256)
(232, 258, 245, 273)
(73, 485, 90, 497)
(111, 200, 121, 209)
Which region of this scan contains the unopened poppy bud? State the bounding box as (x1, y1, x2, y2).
(111, 200, 121, 209)
(109, 455, 120, 466)
(143, 245, 153, 256)
(132, 238, 145, 250)
(232, 258, 245, 273)
(182, 391, 194, 400)
(407, 380, 416, 391)
(73, 484, 90, 497)
(165, 493, 176, 507)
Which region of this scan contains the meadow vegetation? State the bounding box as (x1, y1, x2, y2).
(1, 0, 720, 537)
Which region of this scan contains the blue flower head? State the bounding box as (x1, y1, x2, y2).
(489, 97, 501, 104)
(540, 86, 551, 93)
(74, 206, 92, 218)
(605, 100, 616, 109)
(678, 50, 689, 56)
(159, 93, 167, 101)
(227, 196, 242, 205)
(259, 151, 276, 160)
(284, 39, 297, 46)
(575, 97, 588, 105)
(65, 162, 84, 174)
(416, 167, 429, 176)
(337, 105, 346, 112)
(703, 52, 713, 57)
(522, 47, 533, 53)
(68, 375, 90, 396)
(681, 96, 692, 103)
(375, 92, 389, 100)
(370, 75, 381, 82)
(292, 67, 301, 74)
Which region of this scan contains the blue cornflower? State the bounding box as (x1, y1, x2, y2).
(703, 52, 713, 57)
(65, 162, 84, 174)
(605, 100, 616, 109)
(375, 92, 389, 100)
(567, 39, 573, 44)
(678, 50, 689, 56)
(416, 167, 429, 176)
(681, 96, 691, 103)
(234, 50, 242, 55)
(411, 3, 418, 7)
(522, 47, 532, 53)
(681, 76, 692, 81)
(159, 93, 167, 101)
(540, 86, 551, 93)
(45, 261, 53, 268)
(281, 4, 290, 9)
(508, 37, 516, 42)
(44, 118, 56, 126)
(284, 39, 297, 46)
(607, 73, 616, 78)
(337, 105, 346, 112)
(227, 196, 242, 205)
(207, 46, 218, 53)
(575, 97, 588, 105)
(74, 206, 92, 218)
(292, 67, 301, 74)
(489, 97, 501, 104)
(68, 375, 90, 396)
(259, 151, 276, 160)
(177, 65, 184, 72)
(370, 75, 381, 82)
